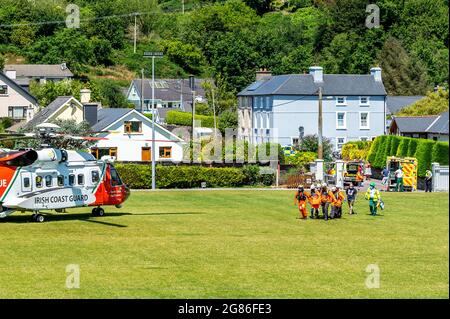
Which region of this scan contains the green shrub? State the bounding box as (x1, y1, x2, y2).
(431, 142, 449, 166)
(166, 110, 215, 128)
(115, 164, 246, 188)
(389, 136, 401, 155)
(414, 139, 435, 177)
(342, 141, 372, 160)
(407, 139, 418, 157)
(242, 165, 260, 185)
(285, 151, 317, 167)
(366, 137, 381, 163)
(373, 135, 388, 168)
(396, 137, 410, 157)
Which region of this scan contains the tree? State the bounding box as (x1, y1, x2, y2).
(218, 110, 238, 134)
(297, 134, 333, 161)
(397, 88, 449, 116)
(378, 37, 430, 95)
(0, 54, 4, 70)
(160, 39, 207, 75)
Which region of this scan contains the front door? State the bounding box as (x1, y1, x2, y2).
(141, 147, 151, 161)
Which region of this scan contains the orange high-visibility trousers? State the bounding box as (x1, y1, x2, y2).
(297, 200, 308, 218)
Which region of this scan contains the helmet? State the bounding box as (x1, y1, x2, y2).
(370, 182, 376, 188)
(316, 183, 322, 189)
(310, 185, 316, 191)
(331, 186, 337, 192)
(322, 183, 327, 187)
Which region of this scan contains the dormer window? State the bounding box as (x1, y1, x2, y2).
(336, 96, 347, 106)
(124, 121, 142, 134)
(0, 85, 8, 95)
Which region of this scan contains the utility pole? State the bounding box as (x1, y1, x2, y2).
(143, 51, 164, 190)
(211, 80, 217, 136)
(140, 69, 144, 113)
(318, 86, 323, 160)
(190, 75, 195, 143)
(133, 13, 137, 54)
(182, 0, 185, 14)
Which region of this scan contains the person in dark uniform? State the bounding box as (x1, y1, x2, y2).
(346, 184, 358, 214)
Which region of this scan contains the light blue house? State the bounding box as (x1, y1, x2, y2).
(237, 66, 387, 151)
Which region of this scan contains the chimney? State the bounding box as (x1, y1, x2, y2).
(309, 66, 323, 83)
(80, 89, 91, 104)
(83, 103, 99, 127)
(5, 70, 16, 80)
(61, 62, 67, 70)
(370, 67, 382, 82)
(256, 68, 272, 81)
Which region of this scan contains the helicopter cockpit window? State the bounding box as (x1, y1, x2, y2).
(45, 175, 53, 187)
(23, 177, 30, 188)
(91, 171, 100, 183)
(57, 175, 64, 187)
(110, 167, 122, 187)
(69, 174, 75, 186)
(36, 176, 43, 188)
(78, 174, 84, 185)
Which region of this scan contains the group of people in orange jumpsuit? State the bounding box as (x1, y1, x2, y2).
(294, 183, 347, 221)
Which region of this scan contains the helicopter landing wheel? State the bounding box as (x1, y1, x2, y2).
(32, 213, 45, 223)
(92, 207, 105, 217)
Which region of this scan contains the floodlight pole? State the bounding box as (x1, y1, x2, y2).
(151, 56, 156, 190)
(318, 86, 323, 160)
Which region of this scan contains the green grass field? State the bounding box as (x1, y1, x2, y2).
(0, 190, 448, 298)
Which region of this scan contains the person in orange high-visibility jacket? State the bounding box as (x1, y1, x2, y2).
(294, 185, 308, 219)
(330, 186, 345, 219)
(306, 185, 321, 219)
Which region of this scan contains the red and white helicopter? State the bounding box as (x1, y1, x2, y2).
(0, 123, 130, 222)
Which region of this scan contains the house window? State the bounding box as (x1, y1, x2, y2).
(0, 85, 8, 95)
(124, 121, 142, 134)
(159, 147, 172, 159)
(360, 112, 370, 129)
(292, 138, 299, 146)
(360, 96, 370, 106)
(336, 97, 347, 105)
(360, 137, 369, 142)
(336, 137, 346, 150)
(91, 148, 117, 159)
(336, 112, 346, 129)
(8, 106, 26, 119)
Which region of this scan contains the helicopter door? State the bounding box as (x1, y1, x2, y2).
(21, 172, 32, 192)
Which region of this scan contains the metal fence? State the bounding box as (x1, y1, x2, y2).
(432, 163, 449, 192)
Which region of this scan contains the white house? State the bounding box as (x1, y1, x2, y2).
(238, 66, 387, 151)
(90, 108, 185, 162)
(0, 71, 39, 123)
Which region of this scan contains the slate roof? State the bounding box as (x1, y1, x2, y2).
(238, 74, 387, 96)
(386, 96, 424, 114)
(91, 108, 133, 131)
(131, 78, 207, 101)
(427, 111, 449, 134)
(4, 64, 74, 78)
(22, 96, 73, 131)
(0, 71, 38, 105)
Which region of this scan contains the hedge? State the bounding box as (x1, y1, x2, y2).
(115, 164, 275, 188)
(431, 142, 449, 166)
(414, 139, 435, 177)
(166, 110, 215, 128)
(396, 137, 410, 157)
(366, 135, 449, 177)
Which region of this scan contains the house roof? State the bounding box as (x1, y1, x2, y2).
(131, 78, 207, 102)
(4, 64, 73, 78)
(238, 74, 387, 96)
(91, 108, 133, 131)
(427, 111, 449, 134)
(386, 96, 424, 114)
(22, 96, 74, 131)
(391, 114, 448, 133)
(0, 71, 38, 105)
